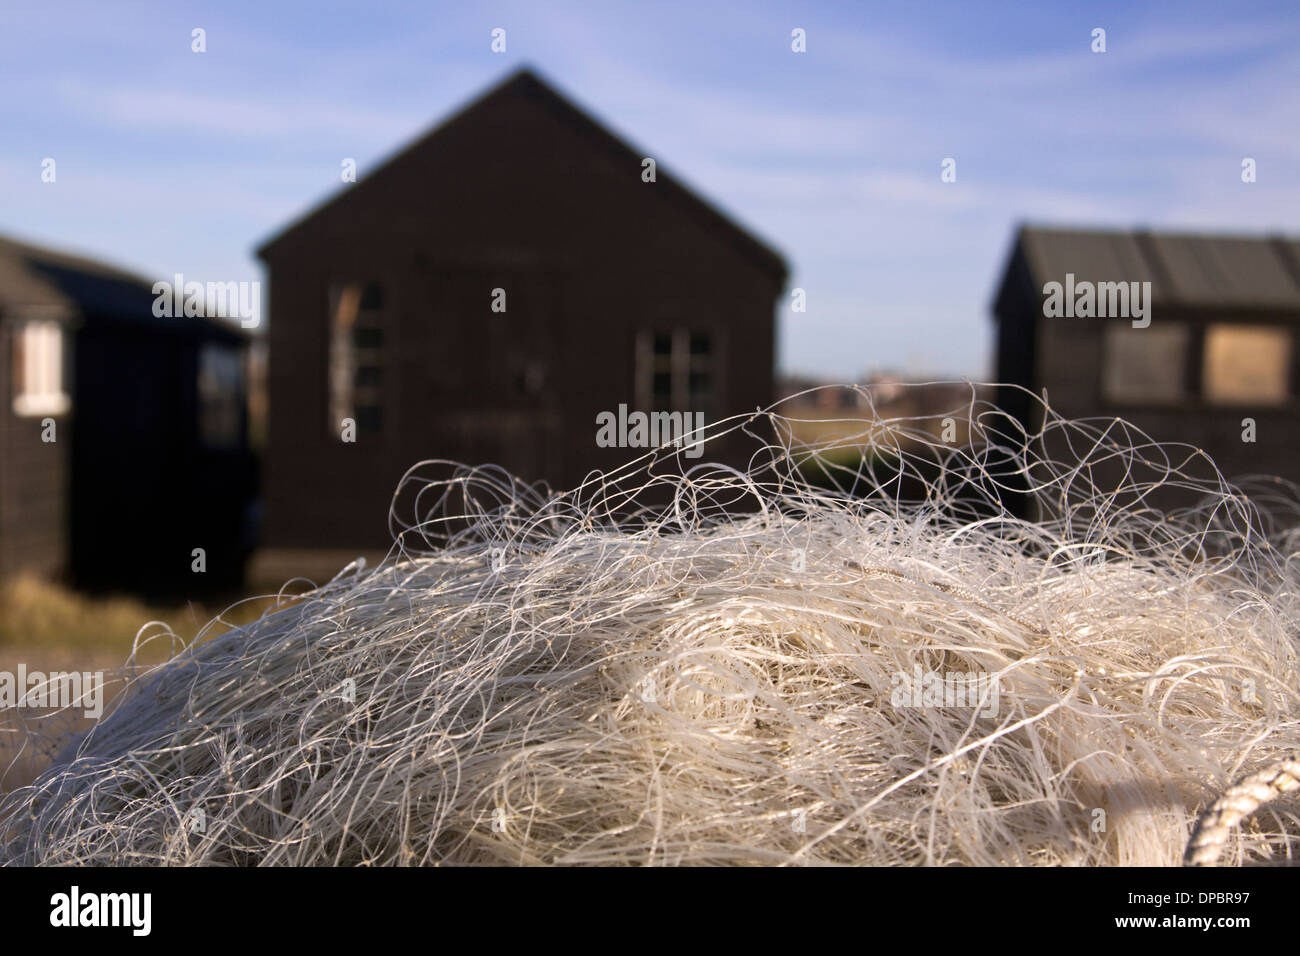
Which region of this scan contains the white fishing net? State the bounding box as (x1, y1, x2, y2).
(3, 383, 1298, 865)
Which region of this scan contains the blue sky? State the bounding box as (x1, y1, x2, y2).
(2, 0, 1297, 378)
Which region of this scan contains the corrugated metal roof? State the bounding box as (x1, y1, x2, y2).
(1018, 226, 1300, 310)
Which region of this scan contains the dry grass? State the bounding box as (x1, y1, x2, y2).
(0, 575, 276, 659)
(0, 575, 292, 795)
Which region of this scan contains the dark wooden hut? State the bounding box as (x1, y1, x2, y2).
(993, 225, 1300, 518)
(256, 68, 788, 553)
(0, 235, 256, 593)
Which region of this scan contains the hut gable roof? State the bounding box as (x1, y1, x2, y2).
(0, 235, 248, 340)
(255, 67, 788, 281)
(0, 235, 154, 321)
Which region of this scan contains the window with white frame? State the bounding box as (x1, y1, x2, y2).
(12, 320, 70, 416)
(636, 329, 715, 418)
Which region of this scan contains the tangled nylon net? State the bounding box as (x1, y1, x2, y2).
(2, 383, 1298, 866)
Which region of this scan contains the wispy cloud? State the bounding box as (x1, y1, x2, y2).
(53, 81, 423, 141)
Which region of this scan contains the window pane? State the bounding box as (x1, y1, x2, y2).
(329, 281, 384, 435)
(329, 283, 359, 427)
(199, 344, 242, 448)
(689, 333, 711, 358)
(1203, 324, 1290, 405)
(13, 321, 70, 416)
(1102, 324, 1188, 404)
(653, 333, 672, 356)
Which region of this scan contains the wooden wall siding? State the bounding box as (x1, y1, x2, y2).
(70, 325, 254, 593)
(0, 321, 70, 579)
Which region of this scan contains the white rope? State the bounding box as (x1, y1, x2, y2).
(1184, 757, 1300, 866)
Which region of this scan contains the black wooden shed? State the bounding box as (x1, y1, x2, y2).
(0, 235, 257, 593)
(993, 224, 1300, 516)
